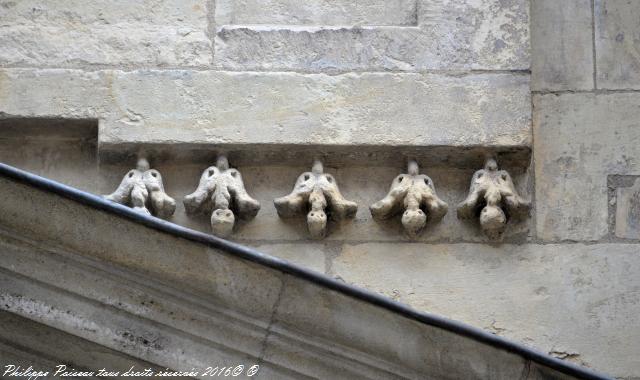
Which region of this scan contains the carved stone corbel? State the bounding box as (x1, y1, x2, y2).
(184, 156, 260, 237)
(370, 160, 448, 238)
(104, 157, 176, 219)
(274, 160, 357, 239)
(457, 157, 530, 240)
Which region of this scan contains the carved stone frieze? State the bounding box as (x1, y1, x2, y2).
(104, 157, 176, 218)
(184, 156, 260, 237)
(457, 158, 530, 240)
(274, 160, 357, 239)
(370, 160, 448, 238)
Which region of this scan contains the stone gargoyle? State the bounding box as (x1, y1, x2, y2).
(184, 156, 260, 238)
(104, 157, 176, 219)
(457, 157, 530, 240)
(370, 160, 448, 238)
(274, 160, 357, 239)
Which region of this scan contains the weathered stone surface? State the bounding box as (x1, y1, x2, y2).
(0, 69, 531, 149)
(0, 311, 164, 372)
(272, 274, 529, 380)
(614, 177, 640, 239)
(534, 93, 640, 241)
(106, 70, 530, 147)
(418, 0, 530, 71)
(332, 242, 640, 379)
(595, 0, 640, 89)
(0, 0, 211, 68)
(531, 0, 594, 91)
(215, 25, 529, 72)
(0, 69, 111, 118)
(0, 118, 98, 192)
(215, 0, 418, 26)
(215, 26, 420, 72)
(252, 244, 326, 273)
(215, 0, 529, 72)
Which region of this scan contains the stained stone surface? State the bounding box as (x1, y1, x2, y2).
(253, 244, 326, 273)
(534, 93, 640, 241)
(216, 0, 529, 71)
(0, 0, 212, 68)
(531, 0, 594, 91)
(614, 177, 640, 239)
(595, 0, 640, 89)
(215, 0, 418, 26)
(331, 242, 640, 379)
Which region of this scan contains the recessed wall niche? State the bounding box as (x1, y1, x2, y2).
(0, 117, 99, 192)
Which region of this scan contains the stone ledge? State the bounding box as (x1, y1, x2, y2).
(0, 69, 531, 163)
(97, 142, 532, 169)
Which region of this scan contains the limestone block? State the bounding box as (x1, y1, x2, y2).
(370, 160, 447, 239)
(534, 93, 640, 241)
(215, 0, 418, 26)
(531, 0, 594, 91)
(102, 70, 531, 148)
(332, 242, 640, 379)
(215, 24, 528, 72)
(215, 26, 422, 72)
(595, 0, 640, 89)
(0, 69, 112, 119)
(0, 0, 211, 68)
(418, 0, 530, 71)
(215, 0, 529, 71)
(0, 68, 530, 149)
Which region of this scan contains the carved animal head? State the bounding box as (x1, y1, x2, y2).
(401, 208, 427, 238)
(479, 204, 507, 240)
(211, 208, 235, 237)
(307, 209, 327, 239)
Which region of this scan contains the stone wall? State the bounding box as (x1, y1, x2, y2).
(0, 0, 639, 378)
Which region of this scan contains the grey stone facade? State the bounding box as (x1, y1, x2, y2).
(0, 0, 639, 378)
